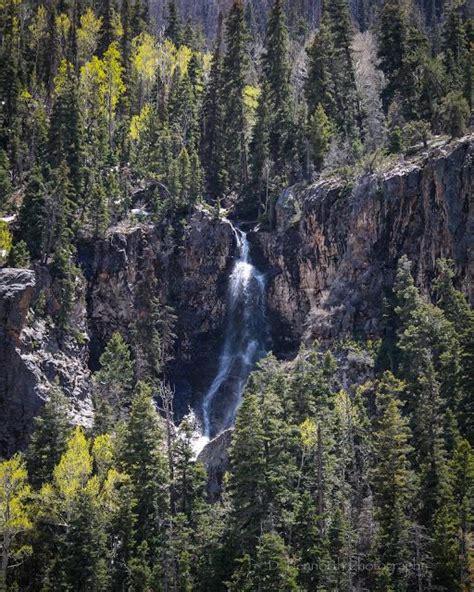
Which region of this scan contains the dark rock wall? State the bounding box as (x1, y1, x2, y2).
(0, 138, 472, 454)
(256, 138, 473, 352)
(86, 209, 236, 417)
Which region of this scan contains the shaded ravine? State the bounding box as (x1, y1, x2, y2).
(197, 222, 268, 447)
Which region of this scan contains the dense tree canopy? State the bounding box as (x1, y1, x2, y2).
(0, 0, 472, 590)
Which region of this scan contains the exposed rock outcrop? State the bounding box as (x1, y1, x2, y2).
(198, 429, 233, 501)
(255, 137, 473, 352)
(1, 138, 472, 454)
(0, 267, 92, 456)
(85, 208, 237, 417)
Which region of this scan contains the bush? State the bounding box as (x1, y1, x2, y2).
(404, 120, 431, 149)
(436, 92, 470, 138)
(8, 240, 31, 268)
(0, 220, 12, 263)
(388, 126, 404, 154)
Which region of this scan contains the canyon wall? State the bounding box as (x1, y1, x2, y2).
(0, 136, 472, 454)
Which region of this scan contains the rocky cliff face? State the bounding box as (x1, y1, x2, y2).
(0, 266, 92, 456)
(84, 208, 236, 418)
(1, 137, 472, 454)
(255, 137, 473, 353)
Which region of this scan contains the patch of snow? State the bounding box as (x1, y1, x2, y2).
(1, 214, 16, 223)
(131, 208, 151, 217)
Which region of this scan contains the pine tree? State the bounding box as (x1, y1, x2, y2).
(228, 393, 266, 552)
(99, 0, 116, 55)
(393, 255, 461, 412)
(168, 70, 200, 151)
(43, 161, 77, 261)
(307, 104, 334, 170)
(434, 259, 474, 439)
(261, 0, 293, 171)
(131, 0, 149, 37)
(252, 532, 300, 591)
(0, 0, 21, 168)
(222, 0, 249, 191)
(7, 240, 30, 268)
(119, 383, 169, 561)
(250, 83, 271, 209)
(0, 150, 12, 209)
(189, 149, 203, 202)
(18, 167, 47, 260)
(165, 1, 183, 46)
(371, 372, 417, 588)
(377, 0, 433, 121)
(93, 331, 134, 431)
(442, 0, 470, 103)
(90, 181, 110, 238)
(436, 91, 470, 138)
(201, 14, 227, 199)
(305, 14, 337, 124)
(48, 61, 84, 195)
(55, 488, 110, 591)
(120, 0, 133, 108)
(26, 385, 71, 490)
(450, 439, 474, 589)
(177, 147, 191, 206)
(377, 0, 409, 113)
(325, 0, 360, 137)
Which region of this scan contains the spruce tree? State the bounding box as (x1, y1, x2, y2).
(305, 13, 337, 126)
(55, 488, 110, 591)
(371, 372, 417, 588)
(48, 62, 83, 195)
(119, 383, 169, 561)
(0, 0, 21, 166)
(252, 532, 300, 591)
(222, 0, 249, 191)
(18, 167, 48, 260)
(250, 82, 271, 209)
(434, 259, 474, 440)
(201, 14, 227, 199)
(377, 0, 409, 113)
(7, 240, 30, 268)
(26, 385, 71, 490)
(307, 104, 334, 170)
(325, 0, 361, 137)
(165, 1, 183, 46)
(0, 149, 12, 209)
(228, 393, 266, 552)
(261, 0, 293, 170)
(442, 0, 471, 104)
(99, 0, 116, 55)
(93, 331, 134, 431)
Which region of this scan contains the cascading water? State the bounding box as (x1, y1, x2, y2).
(194, 222, 267, 452)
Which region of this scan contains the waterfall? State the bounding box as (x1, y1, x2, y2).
(200, 222, 267, 442)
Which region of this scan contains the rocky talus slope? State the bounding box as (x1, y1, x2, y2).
(0, 136, 472, 455)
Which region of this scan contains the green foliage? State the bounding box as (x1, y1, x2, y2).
(26, 385, 71, 490)
(118, 382, 169, 558)
(0, 219, 12, 262)
(307, 104, 334, 169)
(93, 332, 134, 432)
(222, 0, 250, 191)
(7, 240, 30, 268)
(0, 149, 12, 208)
(0, 1, 472, 589)
(403, 120, 431, 148)
(436, 91, 470, 138)
(0, 454, 32, 592)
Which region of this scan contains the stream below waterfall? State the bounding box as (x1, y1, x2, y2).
(195, 222, 268, 452)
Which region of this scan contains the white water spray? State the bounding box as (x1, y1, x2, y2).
(199, 222, 267, 445)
